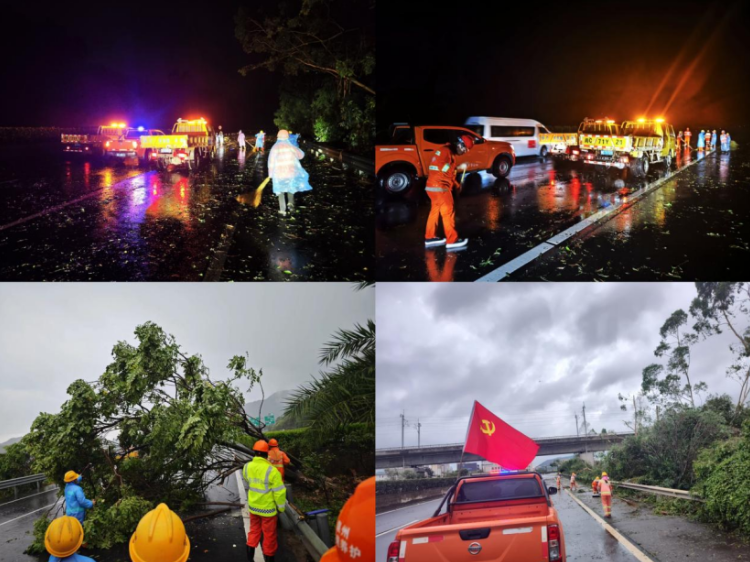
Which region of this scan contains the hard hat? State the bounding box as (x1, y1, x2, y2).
(269, 439, 279, 447)
(320, 477, 374, 562)
(64, 471, 80, 483)
(253, 440, 269, 453)
(602, 472, 608, 476)
(277, 130, 289, 140)
(457, 135, 474, 150)
(45, 516, 84, 558)
(130, 503, 190, 562)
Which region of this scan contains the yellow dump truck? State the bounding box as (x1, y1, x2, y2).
(583, 118, 677, 177)
(140, 118, 214, 171)
(539, 131, 579, 160)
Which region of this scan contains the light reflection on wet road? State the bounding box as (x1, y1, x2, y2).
(0, 143, 372, 281)
(376, 147, 745, 281)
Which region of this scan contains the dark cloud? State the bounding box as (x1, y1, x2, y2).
(377, 283, 741, 450)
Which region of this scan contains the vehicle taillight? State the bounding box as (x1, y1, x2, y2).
(572, 150, 580, 155)
(548, 525, 561, 562)
(387, 541, 400, 562)
(178, 153, 187, 160)
(106, 141, 111, 147)
(151, 152, 158, 159)
(132, 141, 138, 149)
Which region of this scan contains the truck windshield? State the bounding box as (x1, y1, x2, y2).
(455, 478, 543, 503)
(125, 130, 143, 139)
(622, 124, 658, 136)
(174, 123, 207, 133)
(581, 123, 618, 135)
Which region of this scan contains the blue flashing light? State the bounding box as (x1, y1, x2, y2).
(137, 126, 145, 132)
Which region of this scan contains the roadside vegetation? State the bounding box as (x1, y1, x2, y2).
(562, 283, 750, 535)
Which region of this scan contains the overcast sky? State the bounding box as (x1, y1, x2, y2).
(0, 283, 373, 443)
(377, 283, 742, 454)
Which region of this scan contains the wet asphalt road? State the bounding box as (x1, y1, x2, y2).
(0, 473, 306, 562)
(374, 479, 639, 562)
(0, 142, 372, 281)
(376, 146, 747, 281)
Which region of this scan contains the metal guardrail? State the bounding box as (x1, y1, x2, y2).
(613, 481, 704, 502)
(0, 474, 47, 491)
(301, 140, 374, 177)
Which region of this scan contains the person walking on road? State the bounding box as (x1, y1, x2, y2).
(45, 516, 95, 562)
(63, 471, 94, 524)
(591, 476, 601, 497)
(725, 131, 732, 152)
(600, 473, 613, 518)
(268, 439, 291, 482)
(712, 130, 718, 152)
(424, 134, 473, 251)
(320, 477, 374, 562)
(268, 129, 312, 216)
(255, 130, 266, 153)
(216, 126, 225, 148)
(706, 130, 713, 151)
(238, 130, 246, 152)
(676, 131, 683, 153)
(129, 503, 190, 562)
(556, 473, 561, 490)
(569, 472, 577, 491)
(684, 128, 692, 149)
(289, 132, 299, 148)
(244, 440, 287, 562)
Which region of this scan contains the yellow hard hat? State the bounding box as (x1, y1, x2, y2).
(45, 516, 83, 558)
(64, 471, 80, 483)
(130, 503, 190, 562)
(602, 472, 608, 477)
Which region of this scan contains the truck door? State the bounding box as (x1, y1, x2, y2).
(419, 128, 455, 173)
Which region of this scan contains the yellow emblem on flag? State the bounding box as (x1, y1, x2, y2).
(480, 419, 495, 436)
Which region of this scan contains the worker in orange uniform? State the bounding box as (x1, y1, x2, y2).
(600, 472, 613, 518)
(243, 440, 287, 562)
(684, 128, 692, 149)
(569, 472, 577, 491)
(556, 473, 561, 490)
(424, 135, 473, 251)
(591, 475, 600, 497)
(268, 438, 291, 482)
(320, 477, 374, 562)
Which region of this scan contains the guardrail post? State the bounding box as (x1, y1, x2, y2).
(13, 486, 18, 499)
(285, 483, 293, 504)
(315, 512, 331, 547)
(36, 481, 41, 492)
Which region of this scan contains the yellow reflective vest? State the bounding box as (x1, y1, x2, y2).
(243, 457, 287, 517)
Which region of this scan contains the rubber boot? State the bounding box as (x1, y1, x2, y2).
(246, 546, 255, 561)
(263, 555, 275, 562)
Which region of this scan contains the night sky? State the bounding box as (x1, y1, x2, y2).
(378, 1, 750, 135)
(0, 2, 282, 131)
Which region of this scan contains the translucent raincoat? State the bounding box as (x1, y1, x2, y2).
(268, 139, 313, 194)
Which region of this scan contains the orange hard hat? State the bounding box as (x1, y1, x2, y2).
(253, 440, 269, 453)
(269, 439, 279, 447)
(320, 477, 374, 562)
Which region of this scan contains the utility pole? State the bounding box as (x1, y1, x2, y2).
(633, 396, 638, 436)
(575, 413, 579, 436)
(417, 418, 422, 449)
(582, 404, 588, 453)
(400, 411, 407, 449)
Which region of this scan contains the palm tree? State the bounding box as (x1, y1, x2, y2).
(284, 319, 375, 434)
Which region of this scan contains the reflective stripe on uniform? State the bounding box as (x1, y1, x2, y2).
(270, 485, 286, 492)
(425, 187, 449, 192)
(249, 506, 277, 515)
(441, 164, 450, 172)
(428, 165, 438, 171)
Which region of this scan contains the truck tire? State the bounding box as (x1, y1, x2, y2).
(491, 156, 513, 178)
(381, 167, 415, 195)
(540, 146, 549, 158)
(663, 153, 672, 170)
(641, 157, 649, 176)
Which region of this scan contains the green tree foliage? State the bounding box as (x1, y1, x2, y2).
(236, 0, 375, 151)
(690, 282, 750, 420)
(601, 407, 729, 489)
(0, 441, 31, 480)
(642, 309, 706, 407)
(284, 319, 375, 437)
(25, 322, 268, 552)
(693, 420, 750, 534)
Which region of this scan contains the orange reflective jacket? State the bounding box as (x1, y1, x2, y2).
(425, 145, 458, 191)
(268, 448, 290, 480)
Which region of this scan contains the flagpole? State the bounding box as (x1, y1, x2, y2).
(458, 401, 476, 482)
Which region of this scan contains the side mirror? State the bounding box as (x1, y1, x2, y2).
(547, 486, 558, 495)
(474, 137, 485, 144)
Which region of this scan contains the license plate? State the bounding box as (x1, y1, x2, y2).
(602, 150, 613, 156)
(160, 148, 172, 154)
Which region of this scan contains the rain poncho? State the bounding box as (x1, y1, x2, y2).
(238, 131, 246, 147)
(697, 131, 705, 149)
(725, 133, 732, 151)
(50, 553, 96, 562)
(64, 482, 93, 523)
(255, 132, 265, 150)
(289, 134, 299, 147)
(268, 139, 312, 195)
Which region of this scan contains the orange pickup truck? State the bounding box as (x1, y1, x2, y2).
(376, 125, 515, 195)
(387, 472, 565, 562)
(104, 127, 165, 166)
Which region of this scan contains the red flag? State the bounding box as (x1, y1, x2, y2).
(463, 401, 539, 470)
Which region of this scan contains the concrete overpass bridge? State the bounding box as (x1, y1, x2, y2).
(375, 432, 634, 469)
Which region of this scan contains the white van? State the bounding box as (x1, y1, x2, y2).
(463, 117, 553, 158)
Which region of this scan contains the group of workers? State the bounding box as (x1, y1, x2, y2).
(558, 471, 613, 518)
(44, 439, 374, 562)
(676, 127, 732, 152)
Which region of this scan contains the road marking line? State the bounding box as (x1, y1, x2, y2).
(376, 498, 442, 517)
(234, 468, 264, 562)
(376, 519, 419, 538)
(476, 150, 718, 282)
(0, 501, 59, 528)
(565, 489, 655, 562)
(0, 487, 58, 507)
(0, 172, 151, 233)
